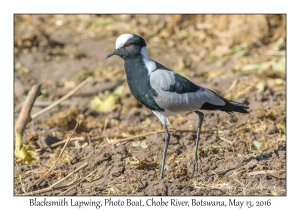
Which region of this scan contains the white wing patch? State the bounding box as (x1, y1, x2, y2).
(141, 47, 157, 74)
(115, 34, 133, 49)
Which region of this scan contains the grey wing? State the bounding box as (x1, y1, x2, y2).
(149, 69, 225, 113)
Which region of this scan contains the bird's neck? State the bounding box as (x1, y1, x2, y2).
(124, 55, 147, 77)
(141, 47, 157, 74)
(140, 47, 151, 60)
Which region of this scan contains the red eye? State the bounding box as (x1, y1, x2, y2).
(125, 43, 131, 47)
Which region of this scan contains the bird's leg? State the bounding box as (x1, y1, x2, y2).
(159, 123, 170, 181)
(192, 111, 204, 177)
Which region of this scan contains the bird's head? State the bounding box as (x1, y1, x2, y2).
(106, 34, 146, 60)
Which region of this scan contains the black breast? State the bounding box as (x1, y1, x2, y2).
(124, 56, 164, 112)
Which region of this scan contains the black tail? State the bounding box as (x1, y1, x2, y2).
(200, 90, 249, 114)
(222, 99, 249, 113)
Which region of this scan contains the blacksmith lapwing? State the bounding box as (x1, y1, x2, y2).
(106, 34, 249, 181)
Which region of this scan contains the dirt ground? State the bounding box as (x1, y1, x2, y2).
(14, 15, 286, 196)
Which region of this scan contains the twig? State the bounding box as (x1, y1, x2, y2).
(15, 84, 41, 134)
(27, 116, 81, 190)
(57, 183, 78, 196)
(31, 77, 92, 119)
(34, 100, 79, 107)
(112, 130, 166, 143)
(58, 169, 97, 196)
(87, 134, 91, 145)
(219, 137, 233, 144)
(266, 50, 286, 56)
(265, 171, 286, 180)
(52, 79, 125, 97)
(22, 162, 88, 196)
(235, 84, 255, 98)
(15, 100, 78, 113)
(247, 170, 285, 176)
(103, 117, 108, 133)
(15, 84, 41, 161)
(49, 162, 87, 189)
(226, 79, 239, 94)
(19, 174, 26, 193)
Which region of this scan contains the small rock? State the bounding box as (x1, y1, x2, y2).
(266, 124, 278, 134)
(255, 92, 264, 101)
(111, 165, 125, 176)
(38, 180, 48, 188)
(14, 78, 25, 98)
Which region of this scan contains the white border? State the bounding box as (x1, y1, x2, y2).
(3, 0, 297, 209)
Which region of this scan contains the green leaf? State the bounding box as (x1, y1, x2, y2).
(242, 64, 261, 72)
(276, 123, 286, 134)
(141, 118, 151, 126)
(89, 17, 115, 30)
(256, 81, 266, 92)
(140, 141, 149, 149)
(77, 71, 93, 83)
(275, 78, 284, 85)
(15, 62, 22, 70)
(274, 37, 285, 51)
(272, 57, 285, 73)
(113, 85, 124, 96)
(231, 43, 248, 57)
(27, 146, 36, 151)
(124, 157, 140, 165)
(131, 141, 141, 147)
(177, 30, 189, 40)
(14, 132, 35, 162)
(164, 163, 169, 171)
(90, 95, 117, 113)
(253, 140, 262, 150)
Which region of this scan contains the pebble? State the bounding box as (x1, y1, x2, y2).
(266, 124, 278, 134)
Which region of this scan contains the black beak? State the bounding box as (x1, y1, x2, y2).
(106, 49, 119, 59)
